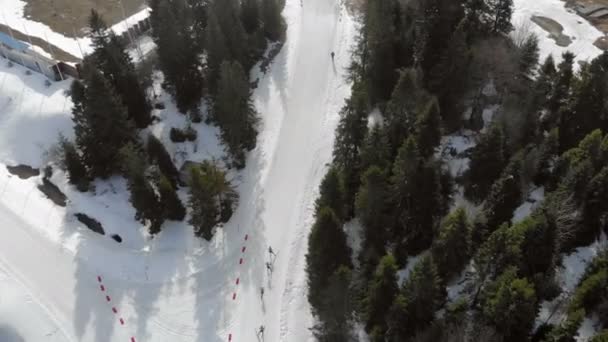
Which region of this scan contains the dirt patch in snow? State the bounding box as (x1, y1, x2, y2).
(532, 15, 574, 47)
(75, 213, 104, 235)
(22, 0, 146, 37)
(5, 165, 39, 179)
(37, 178, 67, 207)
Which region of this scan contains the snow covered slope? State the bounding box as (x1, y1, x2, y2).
(0, 0, 357, 341)
(513, 0, 604, 64)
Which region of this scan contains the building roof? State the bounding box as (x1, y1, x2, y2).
(0, 31, 29, 51)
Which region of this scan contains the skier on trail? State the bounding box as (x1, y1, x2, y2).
(260, 286, 265, 300)
(268, 246, 276, 257)
(266, 261, 273, 273)
(257, 325, 265, 340)
(331, 51, 335, 60)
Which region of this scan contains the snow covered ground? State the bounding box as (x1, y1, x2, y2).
(513, 0, 604, 65)
(0, 0, 356, 341)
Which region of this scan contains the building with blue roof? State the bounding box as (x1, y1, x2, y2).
(0, 30, 65, 80)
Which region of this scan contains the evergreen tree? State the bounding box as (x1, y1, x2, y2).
(388, 256, 444, 340)
(188, 161, 237, 240)
(384, 69, 426, 156)
(71, 68, 135, 179)
(360, 123, 391, 172)
(241, 0, 260, 34)
(158, 172, 186, 221)
(307, 207, 352, 311)
(518, 34, 540, 76)
(356, 166, 390, 275)
(333, 87, 368, 217)
(432, 208, 471, 280)
(120, 144, 165, 235)
(481, 267, 537, 341)
(59, 137, 89, 192)
(150, 0, 204, 113)
(364, 0, 400, 101)
(489, 0, 514, 34)
(465, 124, 507, 202)
(211, 0, 249, 68)
(582, 166, 608, 241)
(88, 10, 152, 128)
(415, 97, 442, 158)
(214, 61, 258, 168)
(205, 7, 229, 86)
(312, 266, 355, 342)
(147, 134, 180, 187)
(261, 0, 283, 41)
(315, 167, 345, 221)
(546, 52, 575, 116)
(365, 254, 399, 335)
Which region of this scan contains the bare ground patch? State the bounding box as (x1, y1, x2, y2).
(23, 0, 147, 38)
(531, 15, 573, 47)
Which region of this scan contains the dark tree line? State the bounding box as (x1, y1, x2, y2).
(307, 0, 608, 340)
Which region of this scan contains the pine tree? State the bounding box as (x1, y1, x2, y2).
(150, 0, 204, 113)
(480, 267, 537, 341)
(158, 172, 186, 221)
(312, 266, 355, 342)
(307, 207, 352, 311)
(518, 34, 540, 76)
(261, 0, 283, 41)
(490, 0, 514, 34)
(71, 67, 135, 179)
(241, 0, 260, 34)
(147, 134, 180, 187)
(211, 0, 249, 68)
(360, 123, 391, 172)
(213, 61, 258, 168)
(356, 166, 390, 274)
(432, 208, 471, 280)
(388, 256, 444, 340)
(88, 10, 151, 128)
(415, 97, 442, 158)
(365, 254, 399, 335)
(384, 69, 425, 156)
(465, 124, 507, 202)
(364, 0, 400, 101)
(205, 5, 229, 86)
(315, 167, 345, 221)
(582, 166, 608, 245)
(120, 144, 165, 235)
(546, 52, 575, 116)
(333, 87, 368, 217)
(59, 137, 89, 192)
(188, 165, 218, 240)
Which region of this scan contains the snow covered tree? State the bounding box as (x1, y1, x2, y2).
(147, 134, 179, 187)
(213, 61, 258, 168)
(120, 144, 165, 235)
(365, 254, 399, 336)
(307, 207, 352, 311)
(465, 124, 507, 202)
(88, 10, 152, 128)
(432, 208, 471, 280)
(71, 67, 135, 179)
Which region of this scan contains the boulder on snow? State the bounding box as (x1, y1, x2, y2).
(5, 164, 39, 179)
(37, 178, 67, 207)
(111, 234, 122, 243)
(75, 213, 105, 235)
